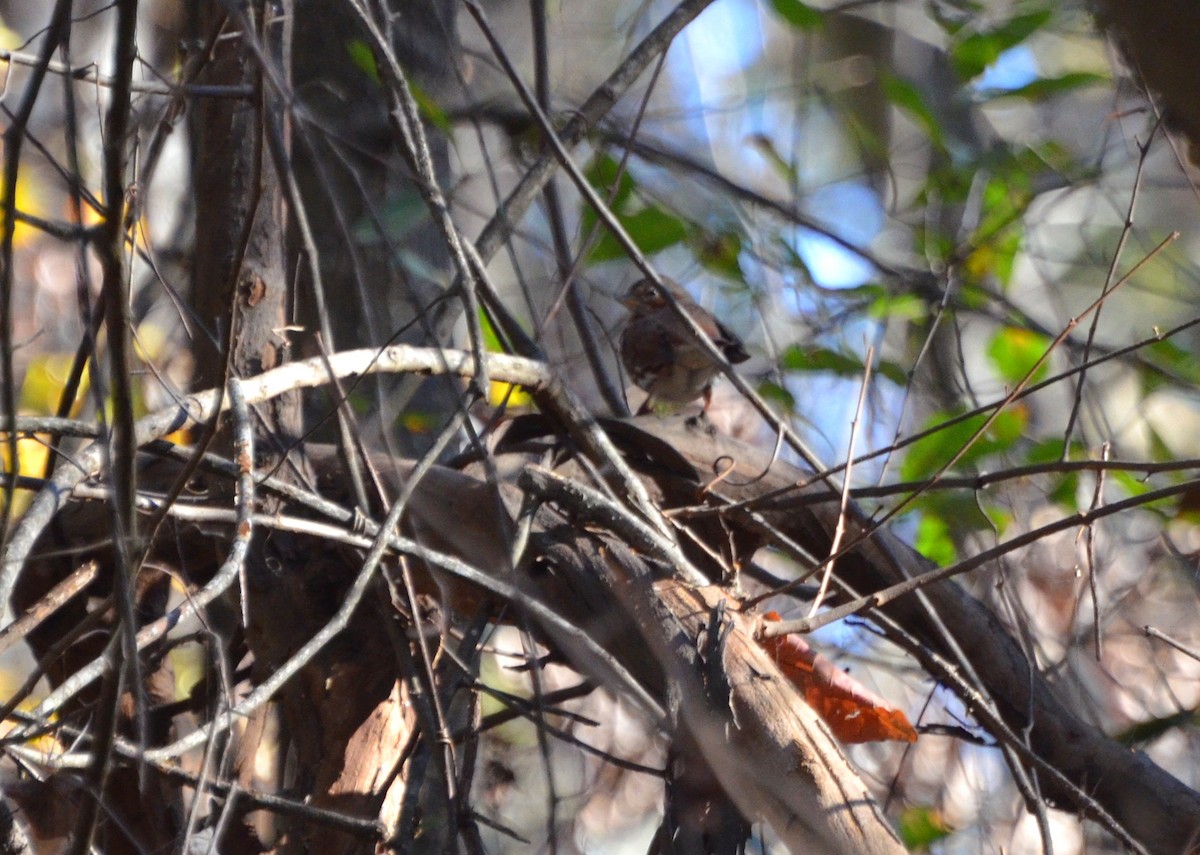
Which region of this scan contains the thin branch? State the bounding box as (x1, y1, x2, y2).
(1061, 125, 1157, 452)
(66, 2, 142, 849)
(1144, 625, 1200, 663)
(1, 0, 72, 545)
(0, 49, 254, 97)
(1082, 442, 1108, 660)
(133, 511, 666, 761)
(383, 406, 475, 823)
(860, 232, 1177, 536)
(0, 560, 96, 658)
(228, 379, 256, 630)
(528, 0, 629, 416)
(518, 465, 708, 586)
(871, 612, 1149, 853)
(806, 346, 872, 618)
(673, 454, 1200, 515)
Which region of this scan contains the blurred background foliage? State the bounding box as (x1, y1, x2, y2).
(2, 0, 1200, 851)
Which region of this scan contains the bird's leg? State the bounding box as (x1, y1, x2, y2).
(685, 386, 716, 432)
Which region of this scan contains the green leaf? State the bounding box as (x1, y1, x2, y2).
(876, 360, 909, 386)
(581, 153, 645, 258)
(766, 0, 824, 30)
(478, 306, 503, 352)
(780, 345, 863, 376)
(882, 74, 947, 150)
(410, 82, 452, 136)
(900, 407, 1027, 480)
(345, 41, 452, 135)
(960, 163, 1032, 289)
(1115, 708, 1200, 747)
(584, 153, 636, 212)
(979, 227, 1021, 286)
(951, 10, 1052, 81)
(1110, 469, 1151, 499)
(831, 282, 887, 301)
(1046, 473, 1078, 508)
(355, 190, 428, 244)
(781, 345, 906, 386)
(982, 166, 1032, 224)
(1026, 439, 1076, 508)
(989, 406, 1025, 445)
(748, 134, 799, 182)
(1025, 437, 1066, 464)
(986, 326, 1049, 385)
(983, 503, 1012, 535)
(758, 380, 796, 410)
(978, 71, 1108, 102)
(897, 806, 954, 849)
(956, 281, 991, 310)
(907, 492, 993, 563)
(913, 512, 957, 565)
(1146, 338, 1200, 386)
(694, 230, 744, 279)
(588, 205, 689, 263)
(345, 38, 380, 83)
(1022, 438, 1088, 507)
(867, 291, 926, 321)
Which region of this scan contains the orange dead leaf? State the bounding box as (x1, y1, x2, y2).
(760, 612, 917, 744)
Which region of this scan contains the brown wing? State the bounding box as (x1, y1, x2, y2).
(712, 318, 750, 364)
(620, 318, 675, 389)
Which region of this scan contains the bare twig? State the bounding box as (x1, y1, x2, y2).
(0, 560, 96, 658)
(1081, 442, 1108, 660)
(65, 2, 144, 849)
(0, 49, 253, 97)
(228, 379, 255, 630)
(1144, 625, 1200, 663)
(806, 346, 872, 619)
(1062, 126, 1157, 452)
(518, 465, 708, 586)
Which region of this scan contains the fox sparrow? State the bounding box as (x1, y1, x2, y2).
(619, 277, 750, 414)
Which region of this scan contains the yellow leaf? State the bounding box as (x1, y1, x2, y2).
(0, 158, 47, 248)
(20, 353, 88, 416)
(488, 380, 533, 409)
